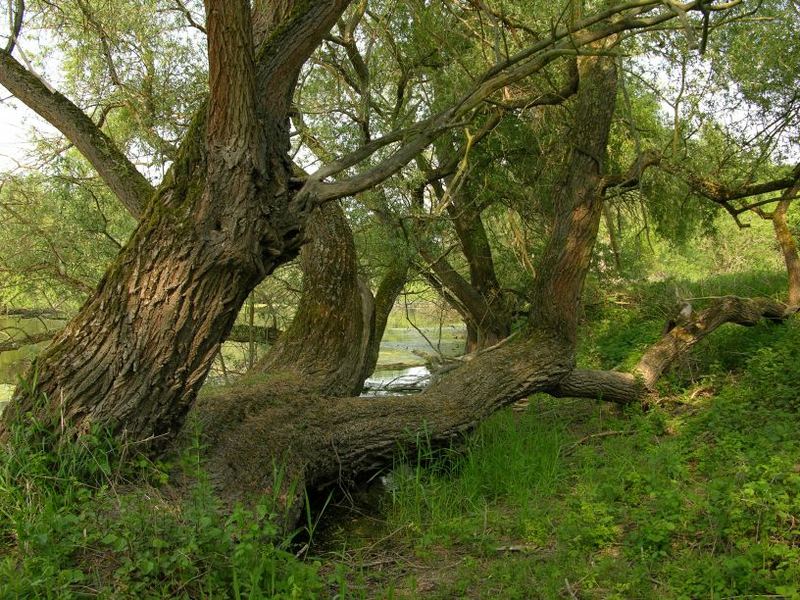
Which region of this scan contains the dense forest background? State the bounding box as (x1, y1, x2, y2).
(0, 0, 798, 597)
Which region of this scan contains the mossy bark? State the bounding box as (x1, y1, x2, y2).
(0, 0, 331, 448)
(253, 202, 374, 396)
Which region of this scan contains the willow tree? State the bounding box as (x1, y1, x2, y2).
(0, 0, 749, 463)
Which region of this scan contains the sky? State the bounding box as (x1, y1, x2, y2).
(0, 96, 57, 171)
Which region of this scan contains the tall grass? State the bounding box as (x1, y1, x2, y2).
(0, 410, 328, 599)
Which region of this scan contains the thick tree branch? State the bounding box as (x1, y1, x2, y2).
(636, 296, 792, 388)
(552, 369, 643, 404)
(0, 323, 280, 355)
(0, 50, 153, 218)
(255, 1, 353, 97)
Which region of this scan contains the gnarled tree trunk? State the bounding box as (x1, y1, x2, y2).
(253, 201, 375, 396)
(0, 0, 351, 447)
(184, 50, 622, 511)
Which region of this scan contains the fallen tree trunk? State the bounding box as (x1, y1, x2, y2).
(0, 307, 68, 319)
(0, 331, 59, 353)
(635, 296, 792, 388)
(188, 330, 575, 500)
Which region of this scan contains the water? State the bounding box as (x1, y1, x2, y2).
(0, 315, 65, 410)
(377, 324, 464, 366)
(363, 365, 431, 395)
(364, 323, 465, 395)
(0, 315, 466, 410)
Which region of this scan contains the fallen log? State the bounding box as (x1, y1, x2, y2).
(0, 307, 68, 319)
(0, 331, 60, 353)
(635, 296, 793, 388)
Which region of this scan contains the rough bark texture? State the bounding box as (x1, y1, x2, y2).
(0, 0, 351, 446)
(529, 48, 617, 344)
(769, 188, 800, 307)
(189, 331, 574, 500)
(253, 202, 374, 396)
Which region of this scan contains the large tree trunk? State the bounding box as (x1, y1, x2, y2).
(180, 51, 622, 514)
(253, 202, 375, 396)
(528, 46, 617, 345)
(0, 0, 346, 447)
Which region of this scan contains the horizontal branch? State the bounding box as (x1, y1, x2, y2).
(635, 296, 793, 388)
(0, 324, 280, 354)
(0, 330, 57, 353)
(0, 307, 68, 319)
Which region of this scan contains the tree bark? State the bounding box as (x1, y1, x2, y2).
(529, 47, 617, 344)
(253, 202, 375, 396)
(0, 0, 339, 447)
(635, 296, 792, 388)
(769, 189, 800, 307)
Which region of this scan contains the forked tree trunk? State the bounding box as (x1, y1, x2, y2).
(183, 51, 621, 508)
(0, 0, 341, 447)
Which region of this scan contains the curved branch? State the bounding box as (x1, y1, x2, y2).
(636, 296, 793, 388)
(255, 1, 353, 96)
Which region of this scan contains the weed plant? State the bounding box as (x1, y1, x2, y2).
(0, 410, 328, 598)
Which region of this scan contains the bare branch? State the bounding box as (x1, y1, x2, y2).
(5, 0, 24, 53)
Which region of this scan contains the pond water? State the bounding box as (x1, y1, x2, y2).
(364, 323, 465, 395)
(0, 317, 466, 411)
(0, 315, 66, 410)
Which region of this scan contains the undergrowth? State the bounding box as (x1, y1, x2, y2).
(323, 275, 800, 599)
(0, 412, 331, 598)
(2, 273, 799, 598)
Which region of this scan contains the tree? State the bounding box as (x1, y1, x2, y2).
(0, 0, 769, 511)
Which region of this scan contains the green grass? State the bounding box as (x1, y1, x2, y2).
(2, 270, 799, 598)
(319, 273, 800, 599)
(0, 415, 330, 599)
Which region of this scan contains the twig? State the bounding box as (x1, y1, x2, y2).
(565, 578, 579, 600)
(561, 430, 630, 456)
